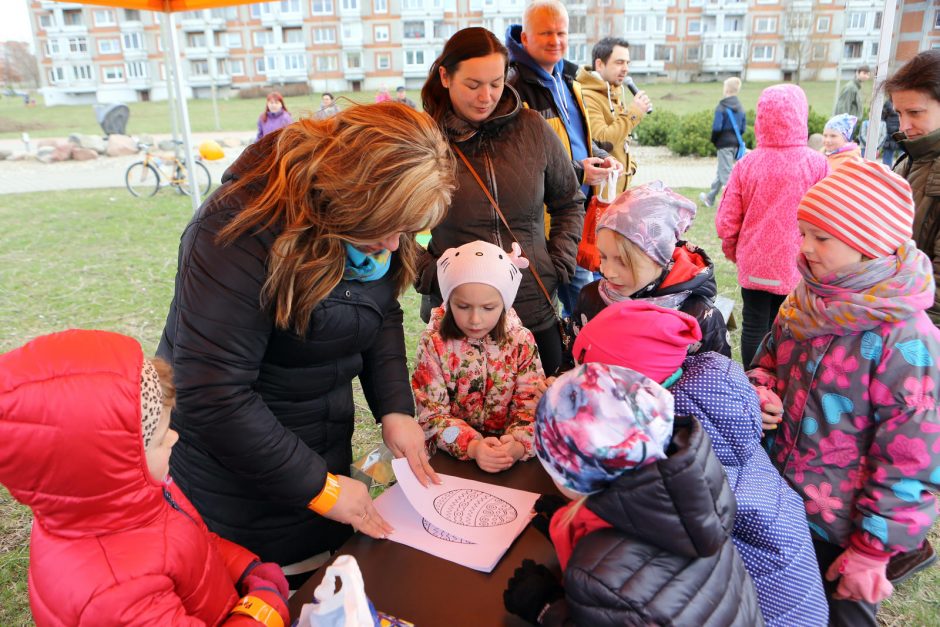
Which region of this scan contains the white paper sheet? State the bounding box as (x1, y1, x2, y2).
(371, 459, 539, 572)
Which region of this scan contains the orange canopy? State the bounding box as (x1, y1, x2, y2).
(59, 0, 259, 11)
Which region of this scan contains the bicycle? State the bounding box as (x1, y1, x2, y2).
(125, 141, 212, 198)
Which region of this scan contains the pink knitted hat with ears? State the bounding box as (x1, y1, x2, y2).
(437, 240, 530, 309)
(572, 300, 702, 384)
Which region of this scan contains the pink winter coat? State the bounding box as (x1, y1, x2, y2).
(715, 84, 829, 295)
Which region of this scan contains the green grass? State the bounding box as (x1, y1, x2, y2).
(0, 80, 863, 140)
(0, 186, 937, 624)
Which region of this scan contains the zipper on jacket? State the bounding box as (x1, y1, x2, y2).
(164, 486, 200, 527)
(481, 145, 503, 249)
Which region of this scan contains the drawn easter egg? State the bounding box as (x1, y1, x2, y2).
(421, 518, 473, 544)
(433, 489, 518, 528)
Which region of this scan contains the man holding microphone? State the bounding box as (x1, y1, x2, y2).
(576, 37, 652, 193)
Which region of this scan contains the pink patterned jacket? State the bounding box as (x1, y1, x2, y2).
(716, 84, 829, 295)
(412, 307, 544, 461)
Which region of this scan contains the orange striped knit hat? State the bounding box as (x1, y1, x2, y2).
(797, 159, 914, 258)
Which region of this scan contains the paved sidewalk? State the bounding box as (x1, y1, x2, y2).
(0, 141, 716, 195)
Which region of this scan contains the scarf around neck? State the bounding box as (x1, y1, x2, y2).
(597, 265, 693, 311)
(343, 243, 391, 282)
(777, 241, 935, 340)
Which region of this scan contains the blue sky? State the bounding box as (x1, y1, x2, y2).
(1, 0, 33, 46)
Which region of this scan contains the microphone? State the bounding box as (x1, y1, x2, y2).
(624, 76, 653, 114)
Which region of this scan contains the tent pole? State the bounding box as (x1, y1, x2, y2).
(864, 0, 898, 162)
(164, 10, 201, 212)
(160, 17, 181, 154)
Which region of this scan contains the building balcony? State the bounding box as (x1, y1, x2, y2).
(179, 16, 207, 31)
(403, 65, 428, 78)
(702, 29, 745, 40)
(184, 46, 209, 59)
(344, 66, 365, 79)
(263, 67, 309, 83)
(123, 48, 148, 61)
(631, 60, 666, 75)
(261, 11, 304, 28)
(701, 57, 745, 72)
(702, 1, 747, 17)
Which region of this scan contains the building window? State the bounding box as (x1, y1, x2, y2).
(873, 12, 882, 30)
(752, 45, 774, 61)
(870, 42, 879, 57)
(374, 0, 387, 12)
(63, 10, 83, 26)
(102, 65, 124, 82)
(342, 22, 363, 41)
(630, 44, 646, 62)
(686, 45, 700, 62)
(374, 25, 390, 42)
(816, 16, 830, 33)
(187, 33, 206, 48)
(434, 21, 455, 39)
(404, 21, 426, 39)
(284, 53, 306, 70)
(346, 52, 362, 69)
(124, 9, 141, 21)
(405, 50, 425, 66)
(570, 15, 585, 33)
(688, 19, 701, 35)
(812, 43, 828, 61)
(653, 45, 673, 62)
(93, 10, 115, 26)
(723, 16, 742, 32)
(847, 12, 865, 29)
(39, 13, 53, 28)
(624, 16, 646, 32)
(249, 3, 276, 19)
(45, 39, 61, 56)
(653, 16, 674, 34)
(844, 41, 863, 59)
(127, 61, 148, 79)
(313, 27, 335, 43)
(123, 32, 143, 50)
(73, 65, 93, 80)
(255, 57, 266, 73)
(98, 38, 121, 54)
(190, 60, 209, 76)
(376, 52, 391, 69)
(68, 37, 89, 53)
(265, 55, 278, 71)
(219, 32, 242, 48)
(722, 42, 743, 59)
(280, 0, 301, 12)
(210, 7, 239, 19)
(254, 30, 275, 46)
(229, 59, 245, 75)
(284, 27, 304, 43)
(935, 11, 940, 29)
(48, 67, 66, 83)
(316, 55, 337, 71)
(570, 43, 587, 63)
(341, 0, 358, 10)
(311, 0, 334, 14)
(754, 17, 776, 33)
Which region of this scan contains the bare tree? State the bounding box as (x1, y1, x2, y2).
(782, 1, 821, 83)
(1, 42, 39, 88)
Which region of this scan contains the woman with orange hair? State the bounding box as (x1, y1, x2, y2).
(158, 102, 456, 587)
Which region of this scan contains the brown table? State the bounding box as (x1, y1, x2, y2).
(289, 455, 561, 626)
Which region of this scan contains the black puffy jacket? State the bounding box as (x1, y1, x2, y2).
(551, 417, 764, 627)
(157, 136, 415, 564)
(573, 242, 732, 357)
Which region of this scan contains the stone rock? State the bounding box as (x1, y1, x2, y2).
(106, 134, 138, 156)
(37, 138, 58, 148)
(36, 146, 54, 157)
(138, 134, 155, 147)
(157, 139, 178, 151)
(72, 147, 98, 161)
(50, 143, 74, 161)
(73, 134, 106, 153)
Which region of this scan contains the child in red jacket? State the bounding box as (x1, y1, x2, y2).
(0, 330, 289, 626)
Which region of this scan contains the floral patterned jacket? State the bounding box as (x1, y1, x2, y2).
(412, 307, 544, 461)
(749, 314, 940, 553)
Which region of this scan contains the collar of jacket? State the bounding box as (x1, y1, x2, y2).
(898, 126, 940, 162)
(575, 66, 625, 114)
(442, 84, 522, 144)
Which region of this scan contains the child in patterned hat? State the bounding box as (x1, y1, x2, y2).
(573, 181, 731, 358)
(823, 113, 862, 170)
(503, 363, 763, 626)
(0, 330, 290, 626)
(412, 240, 545, 473)
(749, 159, 940, 623)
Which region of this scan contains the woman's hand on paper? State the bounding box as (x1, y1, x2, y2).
(381, 412, 440, 487)
(322, 474, 394, 539)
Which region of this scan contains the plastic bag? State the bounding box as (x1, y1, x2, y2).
(350, 444, 396, 497)
(576, 169, 620, 272)
(298, 555, 414, 627)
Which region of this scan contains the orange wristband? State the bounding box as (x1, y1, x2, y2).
(307, 472, 341, 514)
(230, 595, 284, 627)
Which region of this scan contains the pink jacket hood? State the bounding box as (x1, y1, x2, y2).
(755, 84, 810, 149)
(0, 330, 165, 537)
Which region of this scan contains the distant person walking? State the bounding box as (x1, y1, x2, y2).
(256, 92, 293, 141)
(835, 65, 870, 126)
(394, 86, 417, 109)
(315, 93, 340, 120)
(701, 77, 746, 208)
(881, 99, 901, 166)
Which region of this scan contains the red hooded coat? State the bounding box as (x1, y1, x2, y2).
(0, 330, 257, 626)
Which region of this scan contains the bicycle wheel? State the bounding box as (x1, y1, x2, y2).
(176, 161, 212, 197)
(125, 162, 160, 197)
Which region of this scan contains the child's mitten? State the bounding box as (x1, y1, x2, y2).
(237, 561, 289, 600)
(503, 559, 564, 624)
(825, 545, 894, 604)
(531, 495, 567, 540)
(227, 561, 290, 627)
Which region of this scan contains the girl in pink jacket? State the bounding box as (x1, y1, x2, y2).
(412, 240, 545, 473)
(715, 84, 829, 367)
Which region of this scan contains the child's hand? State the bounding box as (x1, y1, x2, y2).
(469, 437, 515, 473)
(534, 376, 557, 404)
(754, 385, 783, 431)
(498, 434, 526, 462)
(825, 545, 893, 604)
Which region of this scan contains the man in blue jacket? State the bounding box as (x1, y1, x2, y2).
(701, 77, 746, 209)
(505, 0, 622, 317)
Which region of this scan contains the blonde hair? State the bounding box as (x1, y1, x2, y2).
(559, 494, 589, 525)
(220, 103, 456, 335)
(723, 76, 741, 97)
(602, 228, 656, 284)
(523, 0, 568, 33)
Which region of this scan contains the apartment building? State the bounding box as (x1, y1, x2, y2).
(28, 0, 940, 105)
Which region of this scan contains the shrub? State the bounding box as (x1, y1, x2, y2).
(807, 106, 827, 137)
(633, 110, 680, 147)
(743, 109, 756, 149)
(667, 110, 717, 157)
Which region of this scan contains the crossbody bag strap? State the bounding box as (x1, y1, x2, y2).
(451, 143, 557, 310)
